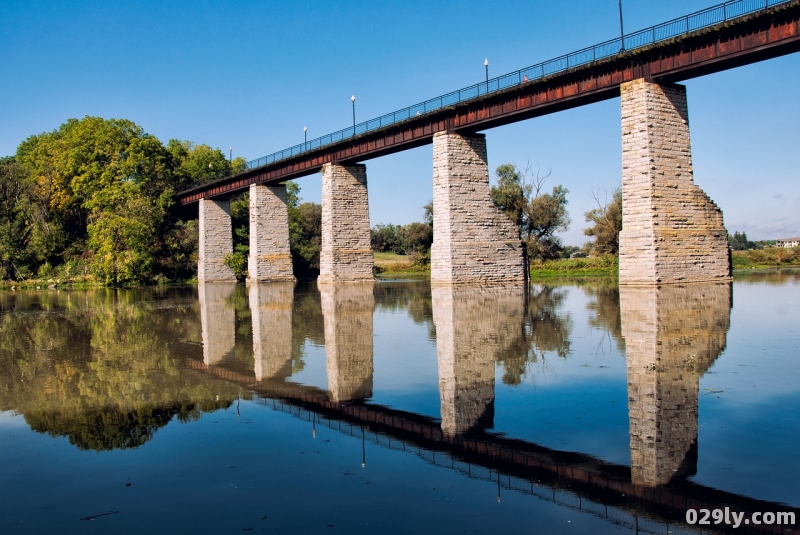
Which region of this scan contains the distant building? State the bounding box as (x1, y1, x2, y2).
(776, 237, 800, 248)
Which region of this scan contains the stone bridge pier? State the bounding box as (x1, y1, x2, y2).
(249, 282, 295, 381)
(431, 132, 526, 285)
(433, 284, 525, 436)
(321, 282, 375, 402)
(621, 282, 731, 487)
(619, 79, 731, 285)
(319, 163, 374, 283)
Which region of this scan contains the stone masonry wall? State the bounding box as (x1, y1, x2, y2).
(249, 184, 295, 282)
(249, 282, 294, 381)
(198, 199, 237, 283)
(431, 132, 526, 285)
(321, 282, 375, 402)
(619, 79, 731, 285)
(319, 164, 374, 283)
(199, 282, 237, 366)
(433, 284, 525, 435)
(621, 283, 731, 486)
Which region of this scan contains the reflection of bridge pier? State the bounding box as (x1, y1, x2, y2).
(320, 283, 375, 402)
(199, 283, 237, 366)
(433, 285, 525, 436)
(249, 282, 295, 381)
(622, 283, 731, 487)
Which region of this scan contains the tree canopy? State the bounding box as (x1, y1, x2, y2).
(490, 163, 570, 260)
(0, 116, 240, 284)
(583, 188, 623, 256)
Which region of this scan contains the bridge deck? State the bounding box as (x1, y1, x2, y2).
(177, 0, 800, 206)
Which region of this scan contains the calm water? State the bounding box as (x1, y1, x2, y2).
(0, 273, 798, 534)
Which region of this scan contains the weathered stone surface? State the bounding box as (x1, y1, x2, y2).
(198, 282, 237, 366)
(321, 282, 374, 401)
(620, 79, 731, 285)
(319, 164, 374, 283)
(431, 132, 526, 285)
(198, 199, 237, 283)
(433, 284, 525, 436)
(248, 184, 295, 282)
(621, 283, 731, 486)
(249, 282, 295, 381)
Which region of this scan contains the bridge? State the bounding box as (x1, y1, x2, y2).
(178, 0, 800, 285)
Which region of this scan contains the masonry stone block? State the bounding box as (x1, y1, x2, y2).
(621, 283, 731, 486)
(433, 284, 525, 436)
(248, 184, 295, 282)
(619, 79, 731, 285)
(249, 282, 295, 381)
(321, 282, 375, 402)
(431, 132, 525, 285)
(198, 199, 237, 283)
(319, 164, 373, 283)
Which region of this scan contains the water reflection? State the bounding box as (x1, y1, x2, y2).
(198, 282, 236, 365)
(0, 289, 244, 450)
(621, 283, 732, 487)
(1, 277, 798, 533)
(249, 282, 294, 381)
(320, 282, 375, 402)
(432, 284, 525, 435)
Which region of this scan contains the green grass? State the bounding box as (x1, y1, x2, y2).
(373, 252, 428, 275)
(529, 255, 619, 278)
(731, 248, 800, 271)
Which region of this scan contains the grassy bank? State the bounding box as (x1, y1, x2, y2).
(528, 255, 619, 279)
(373, 252, 428, 275)
(731, 248, 800, 270)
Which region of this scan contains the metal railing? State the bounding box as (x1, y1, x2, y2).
(201, 0, 793, 187)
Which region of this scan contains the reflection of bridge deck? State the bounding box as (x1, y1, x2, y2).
(187, 359, 799, 534)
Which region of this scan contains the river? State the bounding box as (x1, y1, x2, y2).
(0, 273, 798, 534)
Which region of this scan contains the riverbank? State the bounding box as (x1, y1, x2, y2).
(731, 248, 800, 270)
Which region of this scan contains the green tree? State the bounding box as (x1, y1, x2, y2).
(286, 182, 322, 277)
(490, 163, 570, 260)
(15, 117, 185, 284)
(583, 188, 623, 255)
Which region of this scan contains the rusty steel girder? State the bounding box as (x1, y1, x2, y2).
(177, 1, 800, 206)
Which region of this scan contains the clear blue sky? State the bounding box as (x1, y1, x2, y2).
(2, 0, 798, 244)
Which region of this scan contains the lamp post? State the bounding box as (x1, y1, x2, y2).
(351, 95, 356, 133)
(303, 126, 307, 150)
(229, 146, 232, 163)
(618, 0, 625, 52)
(484, 58, 489, 92)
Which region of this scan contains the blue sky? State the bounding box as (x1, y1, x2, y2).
(1, 0, 798, 245)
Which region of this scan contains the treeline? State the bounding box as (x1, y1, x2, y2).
(0, 116, 325, 284)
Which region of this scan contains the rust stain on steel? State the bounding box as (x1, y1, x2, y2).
(177, 3, 800, 205)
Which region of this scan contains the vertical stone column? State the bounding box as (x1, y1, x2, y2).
(199, 283, 237, 365)
(319, 164, 373, 282)
(249, 282, 295, 381)
(622, 283, 731, 486)
(321, 282, 375, 402)
(619, 79, 731, 285)
(248, 184, 295, 282)
(198, 199, 237, 283)
(431, 132, 525, 285)
(433, 284, 525, 436)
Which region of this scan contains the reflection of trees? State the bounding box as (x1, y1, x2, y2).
(0, 289, 246, 451)
(585, 286, 625, 352)
(290, 283, 325, 374)
(374, 281, 434, 339)
(496, 285, 573, 385)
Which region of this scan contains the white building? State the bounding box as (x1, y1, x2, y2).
(776, 237, 800, 248)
